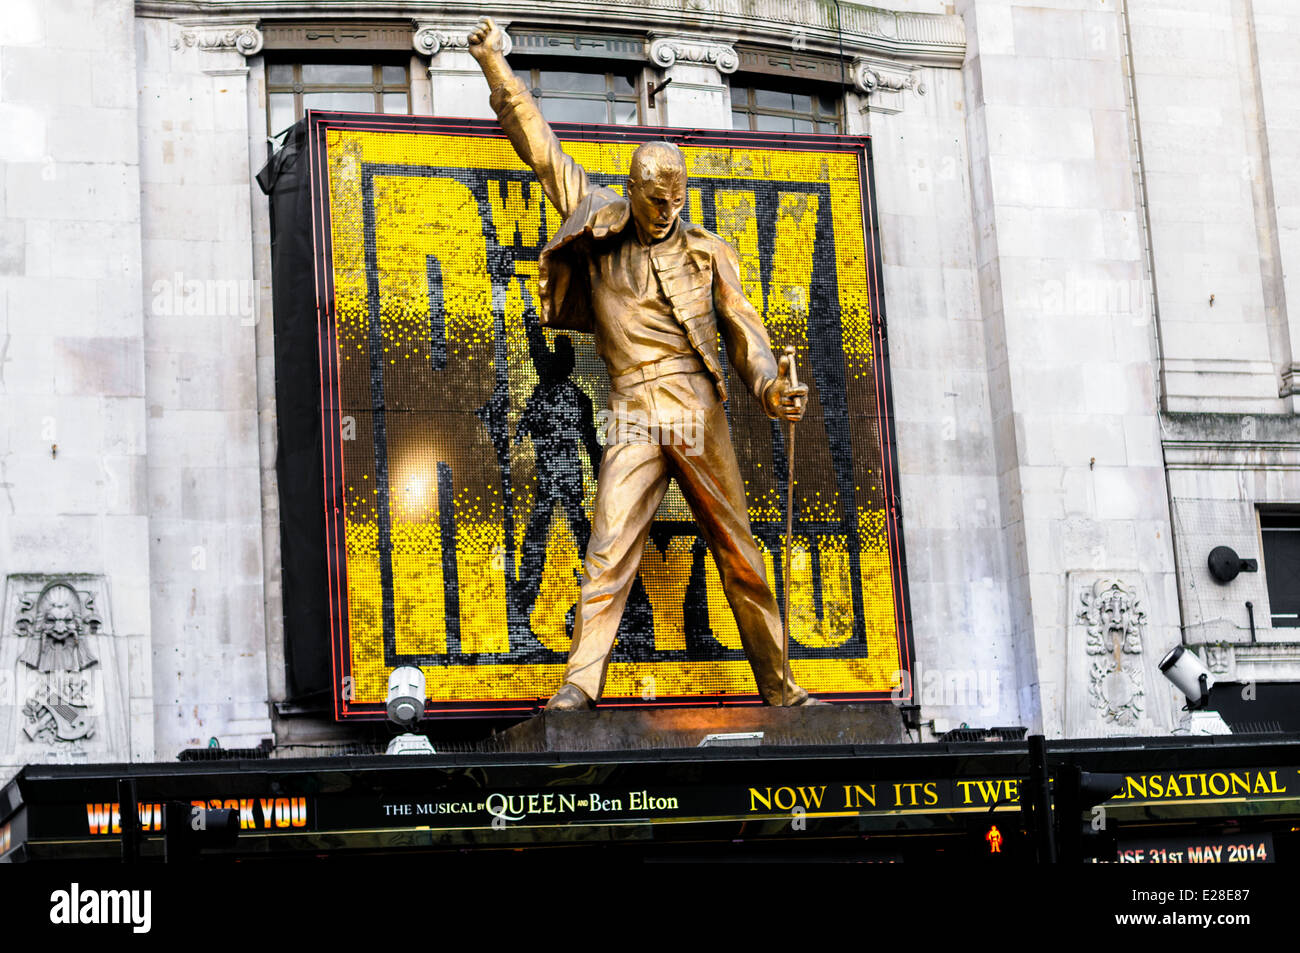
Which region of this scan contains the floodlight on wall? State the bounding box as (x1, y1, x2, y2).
(1159, 645, 1214, 709)
(1207, 546, 1258, 583)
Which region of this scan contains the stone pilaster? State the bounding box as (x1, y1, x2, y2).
(0, 0, 153, 781)
(647, 33, 736, 129)
(135, 14, 274, 756)
(415, 20, 512, 121)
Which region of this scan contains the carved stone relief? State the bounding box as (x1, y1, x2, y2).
(16, 582, 101, 673)
(0, 575, 128, 765)
(1066, 574, 1173, 737)
(1202, 642, 1233, 677)
(172, 23, 264, 56)
(1078, 578, 1146, 726)
(414, 20, 514, 58)
(851, 56, 925, 114)
(648, 34, 739, 75)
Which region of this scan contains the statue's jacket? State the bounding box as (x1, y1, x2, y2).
(489, 75, 781, 415)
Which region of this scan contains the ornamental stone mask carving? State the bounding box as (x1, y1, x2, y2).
(1077, 578, 1147, 727)
(16, 583, 100, 673)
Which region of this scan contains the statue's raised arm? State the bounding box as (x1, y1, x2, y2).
(468, 16, 591, 220)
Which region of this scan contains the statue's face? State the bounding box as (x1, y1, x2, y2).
(627, 171, 685, 242)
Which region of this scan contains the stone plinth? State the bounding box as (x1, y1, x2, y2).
(497, 704, 906, 753)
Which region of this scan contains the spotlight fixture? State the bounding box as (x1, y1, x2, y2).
(1160, 645, 1232, 735)
(1207, 546, 1258, 583)
(1159, 644, 1214, 708)
(385, 666, 436, 755)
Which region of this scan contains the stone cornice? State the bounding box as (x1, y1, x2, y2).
(648, 33, 738, 75)
(1236, 642, 1300, 665)
(1161, 412, 1300, 471)
(1163, 442, 1300, 471)
(135, 1, 965, 68)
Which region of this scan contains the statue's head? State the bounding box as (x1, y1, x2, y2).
(627, 141, 687, 243)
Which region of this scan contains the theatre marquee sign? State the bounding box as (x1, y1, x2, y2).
(56, 766, 1297, 839)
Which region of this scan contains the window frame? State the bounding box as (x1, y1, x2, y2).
(1259, 509, 1300, 629)
(515, 60, 645, 126)
(266, 58, 412, 138)
(728, 79, 844, 134)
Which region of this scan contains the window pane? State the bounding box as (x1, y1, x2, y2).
(791, 93, 812, 112)
(614, 101, 639, 125)
(302, 91, 376, 113)
(267, 63, 294, 85)
(817, 120, 838, 134)
(755, 112, 794, 132)
(383, 92, 408, 114)
(540, 96, 607, 123)
(730, 85, 747, 107)
(301, 64, 373, 85)
(817, 93, 839, 115)
(615, 74, 637, 95)
(792, 118, 814, 132)
(539, 70, 606, 94)
(754, 88, 792, 110)
(381, 65, 406, 85)
(268, 93, 296, 134)
(731, 110, 749, 130)
(1263, 515, 1300, 627)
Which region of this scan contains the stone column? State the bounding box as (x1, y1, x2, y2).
(1249, 0, 1300, 410)
(841, 43, 1025, 734)
(647, 33, 737, 129)
(1125, 0, 1283, 413)
(957, 0, 1180, 737)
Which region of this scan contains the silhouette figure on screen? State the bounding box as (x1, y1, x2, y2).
(515, 319, 602, 624)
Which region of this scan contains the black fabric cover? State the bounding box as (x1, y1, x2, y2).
(257, 120, 331, 707)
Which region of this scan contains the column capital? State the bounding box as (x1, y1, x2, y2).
(1281, 363, 1300, 398)
(647, 33, 739, 76)
(172, 21, 263, 57)
(850, 56, 925, 114)
(414, 20, 513, 59)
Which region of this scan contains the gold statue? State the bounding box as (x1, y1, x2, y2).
(468, 17, 820, 709)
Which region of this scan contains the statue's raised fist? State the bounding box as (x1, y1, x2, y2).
(467, 16, 504, 60)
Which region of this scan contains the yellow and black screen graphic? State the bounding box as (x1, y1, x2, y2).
(308, 113, 912, 717)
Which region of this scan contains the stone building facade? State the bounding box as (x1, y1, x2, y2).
(0, 0, 1296, 778)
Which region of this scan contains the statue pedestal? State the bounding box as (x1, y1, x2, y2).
(499, 703, 906, 753)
